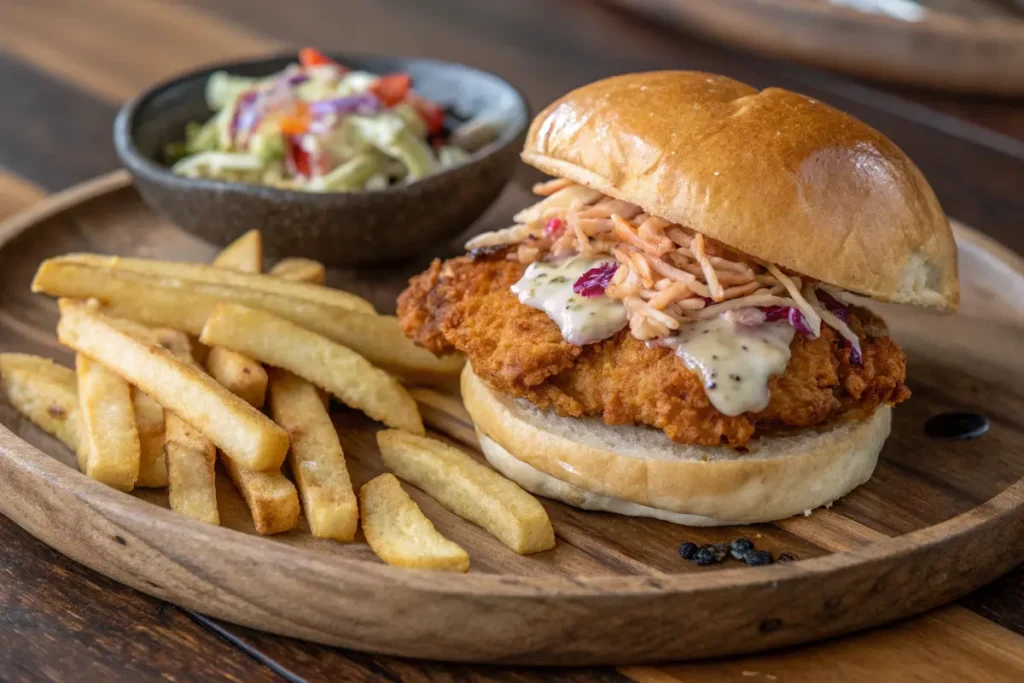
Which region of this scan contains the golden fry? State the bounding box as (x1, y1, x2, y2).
(204, 346, 268, 408)
(56, 300, 289, 471)
(36, 253, 374, 313)
(0, 354, 82, 453)
(270, 258, 326, 285)
(32, 261, 463, 386)
(76, 354, 140, 490)
(213, 230, 263, 272)
(360, 474, 469, 572)
(209, 231, 269, 407)
(132, 388, 168, 488)
(219, 454, 299, 535)
(268, 369, 357, 541)
(165, 413, 219, 525)
(377, 430, 555, 554)
(200, 303, 423, 435)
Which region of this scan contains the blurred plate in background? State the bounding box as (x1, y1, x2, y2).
(607, 0, 1024, 95)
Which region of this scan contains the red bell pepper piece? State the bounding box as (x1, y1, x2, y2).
(408, 93, 445, 136)
(370, 73, 412, 107)
(286, 136, 312, 177)
(299, 47, 335, 68)
(287, 136, 329, 178)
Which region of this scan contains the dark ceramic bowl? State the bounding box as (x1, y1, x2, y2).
(114, 53, 529, 265)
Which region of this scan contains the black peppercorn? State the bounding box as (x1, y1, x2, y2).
(691, 545, 720, 566)
(711, 543, 730, 562)
(730, 538, 754, 560)
(744, 550, 774, 566)
(777, 552, 798, 563)
(679, 542, 698, 560)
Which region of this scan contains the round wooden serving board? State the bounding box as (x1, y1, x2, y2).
(0, 172, 1022, 665)
(608, 0, 1024, 96)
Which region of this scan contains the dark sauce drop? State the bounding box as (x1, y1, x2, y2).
(925, 412, 989, 440)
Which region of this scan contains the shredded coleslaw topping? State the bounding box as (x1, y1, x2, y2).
(467, 179, 864, 363)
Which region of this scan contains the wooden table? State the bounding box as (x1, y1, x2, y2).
(1, 1, 1022, 680)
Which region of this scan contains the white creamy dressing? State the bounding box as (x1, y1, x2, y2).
(511, 256, 627, 346)
(656, 318, 795, 416)
(510, 257, 797, 416)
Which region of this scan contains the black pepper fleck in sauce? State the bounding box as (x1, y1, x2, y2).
(925, 412, 989, 440)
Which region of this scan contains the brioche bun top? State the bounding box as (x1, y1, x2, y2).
(522, 71, 958, 311)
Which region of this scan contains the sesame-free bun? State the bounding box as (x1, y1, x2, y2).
(522, 71, 958, 312)
(463, 365, 890, 525)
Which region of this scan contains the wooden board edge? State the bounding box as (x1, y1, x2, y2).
(2, 411, 1022, 663)
(0, 170, 132, 248)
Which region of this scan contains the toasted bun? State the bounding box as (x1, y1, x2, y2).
(463, 365, 890, 525)
(523, 71, 958, 312)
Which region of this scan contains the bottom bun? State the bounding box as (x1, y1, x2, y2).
(462, 365, 890, 525)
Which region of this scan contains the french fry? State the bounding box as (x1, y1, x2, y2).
(209, 231, 269, 406)
(165, 413, 219, 525)
(36, 253, 374, 313)
(132, 388, 168, 488)
(219, 455, 299, 534)
(76, 354, 140, 490)
(0, 354, 82, 452)
(209, 237, 298, 534)
(150, 332, 221, 525)
(56, 300, 289, 471)
(200, 303, 424, 435)
(213, 230, 263, 272)
(31, 261, 464, 385)
(204, 345, 268, 408)
(377, 430, 555, 554)
(268, 369, 357, 541)
(360, 474, 469, 572)
(270, 258, 326, 285)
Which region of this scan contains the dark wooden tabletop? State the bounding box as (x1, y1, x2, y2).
(1, 1, 1023, 681)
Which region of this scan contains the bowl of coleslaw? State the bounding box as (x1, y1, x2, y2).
(115, 48, 529, 265)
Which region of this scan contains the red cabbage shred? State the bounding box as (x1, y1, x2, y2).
(760, 305, 814, 336)
(574, 263, 618, 298)
(816, 289, 850, 323)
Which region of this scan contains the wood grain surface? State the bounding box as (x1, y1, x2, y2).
(0, 0, 1023, 680)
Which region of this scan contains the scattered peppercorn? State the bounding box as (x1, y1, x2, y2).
(680, 538, 793, 567)
(730, 538, 754, 560)
(744, 550, 774, 566)
(691, 545, 721, 566)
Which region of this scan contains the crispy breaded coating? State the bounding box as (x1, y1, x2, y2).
(398, 254, 910, 447)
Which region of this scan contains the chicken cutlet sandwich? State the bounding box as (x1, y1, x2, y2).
(398, 72, 959, 525)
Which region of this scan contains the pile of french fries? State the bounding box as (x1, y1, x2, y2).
(0, 230, 555, 571)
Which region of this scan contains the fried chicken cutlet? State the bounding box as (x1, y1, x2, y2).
(398, 251, 910, 448)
